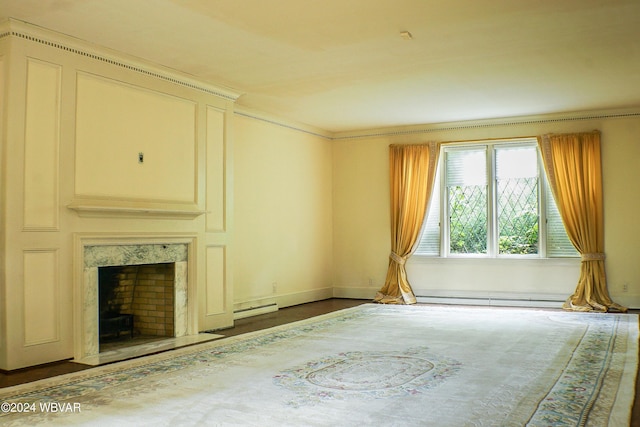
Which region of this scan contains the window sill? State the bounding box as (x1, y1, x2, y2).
(409, 255, 580, 267)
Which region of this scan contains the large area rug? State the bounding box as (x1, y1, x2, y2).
(0, 304, 637, 426)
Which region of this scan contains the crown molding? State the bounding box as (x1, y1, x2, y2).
(234, 105, 333, 140)
(0, 18, 242, 102)
(233, 106, 640, 141)
(332, 107, 640, 140)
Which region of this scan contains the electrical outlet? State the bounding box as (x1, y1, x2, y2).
(623, 283, 629, 293)
(369, 278, 373, 287)
(272, 282, 277, 294)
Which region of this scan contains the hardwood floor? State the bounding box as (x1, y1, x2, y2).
(1, 298, 638, 426)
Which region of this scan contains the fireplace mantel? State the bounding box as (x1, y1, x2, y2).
(68, 199, 206, 219)
(73, 234, 198, 363)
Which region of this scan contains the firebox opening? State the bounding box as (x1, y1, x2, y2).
(98, 262, 175, 352)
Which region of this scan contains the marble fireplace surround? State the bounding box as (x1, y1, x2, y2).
(74, 234, 199, 364)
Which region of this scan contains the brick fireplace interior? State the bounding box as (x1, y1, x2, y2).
(98, 262, 175, 351)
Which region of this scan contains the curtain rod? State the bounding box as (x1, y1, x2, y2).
(389, 130, 600, 147)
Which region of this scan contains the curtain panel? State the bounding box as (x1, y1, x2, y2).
(375, 142, 440, 304)
(538, 131, 626, 312)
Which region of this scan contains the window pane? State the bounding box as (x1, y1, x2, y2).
(447, 149, 487, 254)
(496, 147, 539, 255)
(496, 146, 538, 179)
(446, 149, 486, 186)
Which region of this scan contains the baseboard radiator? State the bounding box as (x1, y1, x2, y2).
(416, 293, 565, 309)
(233, 303, 279, 320)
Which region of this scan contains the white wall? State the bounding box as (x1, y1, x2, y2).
(233, 112, 334, 310)
(332, 114, 640, 308)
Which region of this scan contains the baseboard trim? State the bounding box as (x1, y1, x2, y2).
(233, 303, 279, 320)
(275, 287, 334, 309)
(233, 287, 640, 314)
(333, 287, 378, 300)
(332, 287, 570, 308)
(233, 288, 334, 319)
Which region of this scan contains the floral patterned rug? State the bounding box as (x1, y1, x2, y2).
(0, 304, 636, 426)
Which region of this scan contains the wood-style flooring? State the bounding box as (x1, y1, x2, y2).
(1, 298, 638, 426)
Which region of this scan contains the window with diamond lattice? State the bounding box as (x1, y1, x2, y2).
(416, 139, 578, 258)
(446, 148, 488, 254)
(449, 185, 488, 254)
(496, 146, 539, 255)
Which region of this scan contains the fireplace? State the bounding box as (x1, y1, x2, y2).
(74, 235, 197, 363)
(98, 263, 175, 349)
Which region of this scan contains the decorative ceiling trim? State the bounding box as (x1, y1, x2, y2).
(0, 19, 241, 102)
(332, 109, 640, 140)
(234, 109, 333, 140)
(234, 107, 640, 141)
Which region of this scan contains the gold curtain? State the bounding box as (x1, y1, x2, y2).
(375, 142, 440, 304)
(538, 131, 626, 312)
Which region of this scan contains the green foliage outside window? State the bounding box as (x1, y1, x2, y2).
(498, 212, 539, 254)
(497, 177, 539, 255)
(449, 185, 487, 254)
(448, 177, 539, 255)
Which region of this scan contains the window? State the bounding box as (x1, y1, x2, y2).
(416, 139, 578, 258)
